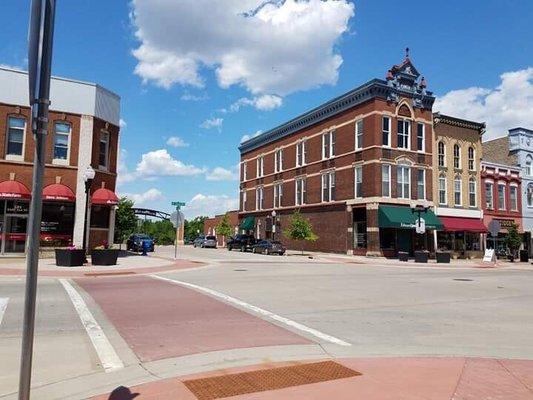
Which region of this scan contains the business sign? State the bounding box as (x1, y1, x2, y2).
(483, 248, 496, 263)
(494, 219, 515, 229)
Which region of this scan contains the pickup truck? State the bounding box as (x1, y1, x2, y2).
(227, 234, 257, 252)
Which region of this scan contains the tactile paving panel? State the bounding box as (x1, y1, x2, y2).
(183, 360, 361, 400)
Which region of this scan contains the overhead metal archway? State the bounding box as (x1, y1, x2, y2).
(132, 208, 171, 220)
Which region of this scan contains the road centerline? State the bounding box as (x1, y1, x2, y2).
(0, 297, 8, 327)
(59, 279, 124, 372)
(150, 274, 351, 347)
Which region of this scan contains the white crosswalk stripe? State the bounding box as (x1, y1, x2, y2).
(0, 297, 8, 327)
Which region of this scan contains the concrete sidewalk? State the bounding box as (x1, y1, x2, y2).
(90, 356, 533, 399)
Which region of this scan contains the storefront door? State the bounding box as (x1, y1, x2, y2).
(3, 215, 27, 253)
(397, 230, 412, 254)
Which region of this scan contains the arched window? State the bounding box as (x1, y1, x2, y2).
(454, 175, 462, 205)
(438, 142, 445, 167)
(453, 144, 461, 169)
(528, 184, 533, 207)
(468, 147, 475, 171)
(526, 155, 533, 176)
(468, 177, 476, 207)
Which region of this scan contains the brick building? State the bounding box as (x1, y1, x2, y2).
(204, 210, 239, 247)
(0, 67, 120, 253)
(238, 53, 442, 256)
(433, 114, 487, 257)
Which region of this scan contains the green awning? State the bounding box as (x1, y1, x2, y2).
(239, 216, 255, 231)
(378, 205, 443, 230)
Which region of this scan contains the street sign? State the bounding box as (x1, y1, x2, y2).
(170, 211, 184, 228)
(415, 217, 426, 234)
(171, 201, 186, 209)
(488, 220, 501, 237)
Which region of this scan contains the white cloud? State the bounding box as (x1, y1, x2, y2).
(241, 129, 263, 143)
(182, 193, 239, 218)
(119, 118, 127, 129)
(200, 117, 223, 130)
(122, 188, 165, 206)
(206, 166, 239, 181)
(434, 67, 533, 141)
(229, 94, 283, 112)
(136, 149, 204, 178)
(166, 136, 189, 147)
(117, 149, 137, 185)
(180, 91, 209, 101)
(131, 0, 355, 96)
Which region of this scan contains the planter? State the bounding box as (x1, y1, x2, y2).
(520, 250, 529, 262)
(414, 250, 429, 263)
(398, 251, 409, 262)
(436, 251, 451, 264)
(91, 249, 120, 266)
(55, 249, 85, 267)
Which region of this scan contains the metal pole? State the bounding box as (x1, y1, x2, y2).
(82, 181, 90, 262)
(174, 227, 178, 259)
(19, 2, 56, 398)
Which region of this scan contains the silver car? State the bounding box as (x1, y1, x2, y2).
(201, 235, 217, 248)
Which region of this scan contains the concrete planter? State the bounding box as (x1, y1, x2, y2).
(436, 252, 451, 263)
(55, 249, 85, 267)
(91, 249, 120, 266)
(398, 251, 409, 262)
(414, 250, 429, 263)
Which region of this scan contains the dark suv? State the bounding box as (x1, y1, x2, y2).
(127, 234, 155, 252)
(227, 234, 257, 252)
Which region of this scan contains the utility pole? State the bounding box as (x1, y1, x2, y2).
(19, 1, 56, 399)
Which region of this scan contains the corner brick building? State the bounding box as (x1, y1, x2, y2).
(0, 67, 120, 253)
(204, 210, 239, 247)
(238, 54, 442, 256)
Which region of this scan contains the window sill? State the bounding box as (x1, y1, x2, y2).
(52, 159, 69, 166)
(5, 155, 24, 162)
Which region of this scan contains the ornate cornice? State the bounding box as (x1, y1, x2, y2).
(434, 113, 486, 133)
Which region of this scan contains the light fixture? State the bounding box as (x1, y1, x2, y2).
(84, 165, 95, 182)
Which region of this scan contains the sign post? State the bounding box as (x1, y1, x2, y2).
(171, 202, 185, 259)
(19, 1, 56, 399)
(487, 220, 501, 262)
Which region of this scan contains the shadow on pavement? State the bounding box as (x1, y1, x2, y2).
(107, 386, 139, 400)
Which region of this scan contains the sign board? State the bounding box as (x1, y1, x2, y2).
(170, 211, 185, 228)
(483, 248, 496, 263)
(415, 217, 426, 234)
(171, 201, 186, 209)
(488, 220, 501, 236)
(494, 219, 515, 229)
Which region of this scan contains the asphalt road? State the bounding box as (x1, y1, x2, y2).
(1, 245, 532, 399)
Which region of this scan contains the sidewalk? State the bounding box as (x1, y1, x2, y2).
(91, 356, 533, 399)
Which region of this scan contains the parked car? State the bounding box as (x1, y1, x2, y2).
(252, 240, 286, 255)
(184, 236, 194, 245)
(193, 235, 206, 247)
(227, 234, 257, 252)
(196, 235, 217, 248)
(127, 234, 155, 252)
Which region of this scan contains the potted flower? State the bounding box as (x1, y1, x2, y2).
(55, 244, 85, 267)
(91, 241, 120, 266)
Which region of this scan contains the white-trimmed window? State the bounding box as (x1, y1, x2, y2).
(485, 182, 494, 209)
(498, 183, 506, 210)
(274, 149, 283, 173)
(321, 171, 335, 202)
(438, 141, 445, 167)
(98, 131, 109, 169)
(382, 116, 391, 147)
(416, 123, 425, 152)
(382, 164, 391, 197)
(439, 176, 447, 205)
(355, 166, 363, 198)
(6, 116, 25, 160)
(273, 182, 283, 208)
(241, 190, 247, 211)
(468, 147, 475, 171)
(397, 119, 410, 149)
(256, 155, 264, 178)
(469, 178, 476, 207)
(454, 176, 462, 206)
(397, 165, 410, 199)
(242, 162, 247, 181)
(526, 155, 533, 176)
(296, 139, 307, 167)
(295, 177, 306, 205)
(417, 169, 425, 200)
(355, 119, 363, 150)
(255, 186, 264, 210)
(510, 185, 518, 211)
(453, 144, 461, 169)
(322, 131, 336, 159)
(53, 122, 71, 164)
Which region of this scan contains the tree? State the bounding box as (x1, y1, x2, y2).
(216, 213, 233, 245)
(114, 197, 137, 247)
(283, 211, 318, 255)
(139, 219, 176, 245)
(505, 223, 522, 260)
(184, 216, 208, 240)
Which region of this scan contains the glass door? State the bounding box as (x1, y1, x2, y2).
(4, 215, 28, 253)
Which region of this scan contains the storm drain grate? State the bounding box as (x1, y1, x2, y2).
(183, 361, 361, 400)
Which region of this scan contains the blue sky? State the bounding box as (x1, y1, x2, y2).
(0, 1, 532, 217)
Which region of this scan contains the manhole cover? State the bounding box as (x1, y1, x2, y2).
(453, 278, 473, 282)
(183, 361, 361, 400)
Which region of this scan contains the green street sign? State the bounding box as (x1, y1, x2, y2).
(171, 201, 186, 209)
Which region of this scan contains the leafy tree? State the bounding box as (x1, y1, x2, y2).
(114, 197, 137, 246)
(283, 211, 318, 254)
(216, 213, 233, 245)
(184, 216, 208, 240)
(505, 223, 522, 260)
(139, 219, 176, 245)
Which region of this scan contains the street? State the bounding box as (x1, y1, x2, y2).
(1, 247, 533, 399)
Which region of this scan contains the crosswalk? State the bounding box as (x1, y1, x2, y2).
(0, 297, 8, 326)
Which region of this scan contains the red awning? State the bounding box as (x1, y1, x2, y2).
(440, 217, 488, 233)
(43, 183, 76, 202)
(0, 180, 31, 199)
(91, 188, 119, 206)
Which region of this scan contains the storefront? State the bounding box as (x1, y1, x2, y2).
(437, 217, 486, 258)
(88, 187, 119, 249)
(378, 205, 442, 257)
(484, 218, 523, 256)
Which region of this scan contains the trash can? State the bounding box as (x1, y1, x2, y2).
(520, 250, 529, 262)
(436, 251, 451, 263)
(398, 251, 409, 262)
(414, 250, 429, 263)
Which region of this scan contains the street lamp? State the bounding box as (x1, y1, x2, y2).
(271, 210, 277, 241)
(82, 166, 95, 259)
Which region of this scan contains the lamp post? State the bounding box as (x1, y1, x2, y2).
(271, 210, 277, 241)
(82, 166, 95, 260)
(411, 204, 429, 250)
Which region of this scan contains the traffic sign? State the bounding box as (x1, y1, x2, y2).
(488, 220, 501, 237)
(170, 211, 185, 228)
